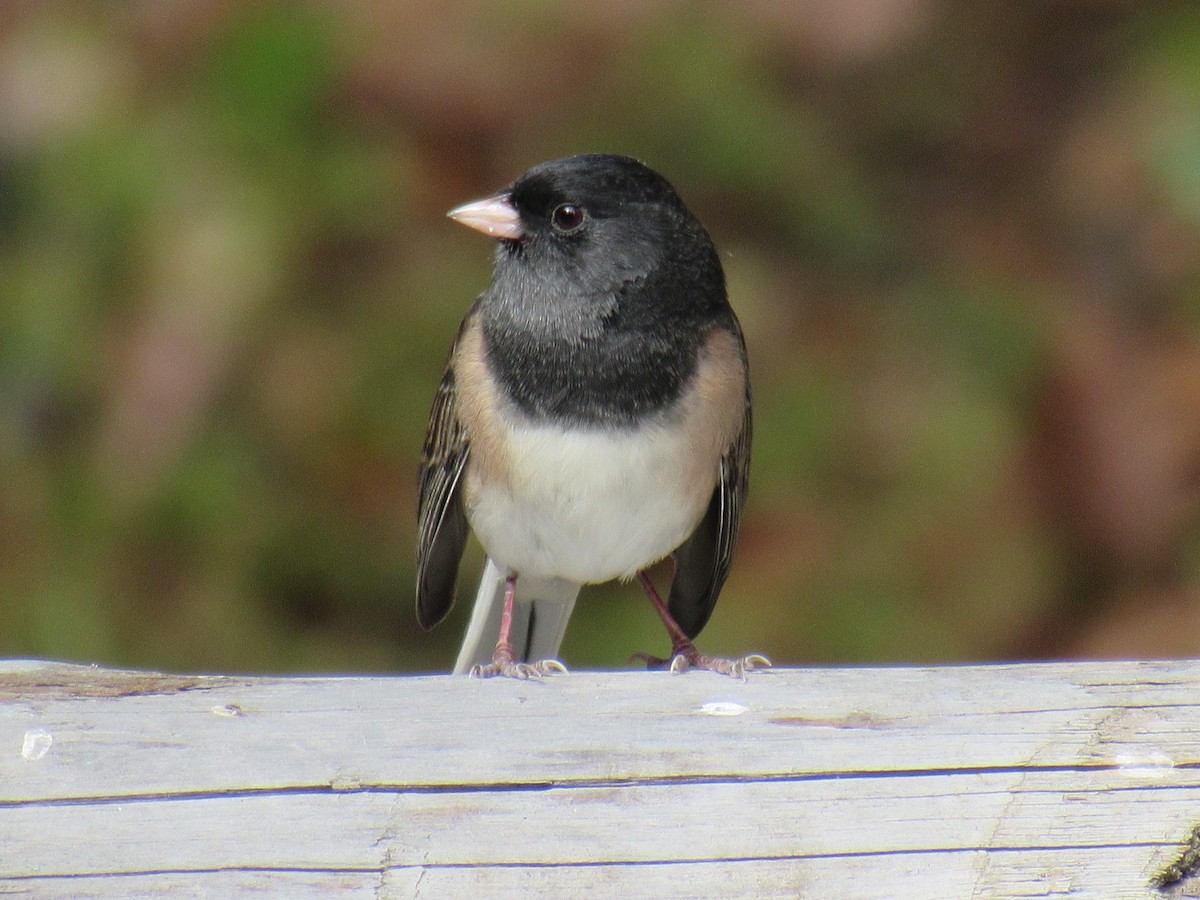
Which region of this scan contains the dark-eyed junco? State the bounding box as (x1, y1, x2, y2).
(416, 153, 767, 678)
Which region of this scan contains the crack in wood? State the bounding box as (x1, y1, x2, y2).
(4, 843, 1175, 879)
(13, 766, 1200, 807)
(7, 759, 1195, 809)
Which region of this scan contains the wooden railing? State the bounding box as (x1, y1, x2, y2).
(2, 659, 1198, 897)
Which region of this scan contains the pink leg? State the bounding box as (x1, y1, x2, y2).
(493, 572, 519, 665)
(633, 571, 770, 679)
(470, 574, 568, 679)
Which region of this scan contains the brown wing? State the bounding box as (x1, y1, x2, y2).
(415, 324, 473, 631)
(667, 337, 752, 640)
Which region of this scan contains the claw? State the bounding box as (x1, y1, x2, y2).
(633, 646, 771, 680)
(469, 660, 535, 679)
(469, 658, 568, 680)
(536, 658, 569, 675)
(721, 653, 773, 680)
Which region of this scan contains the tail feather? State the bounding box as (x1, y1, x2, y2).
(453, 558, 581, 674)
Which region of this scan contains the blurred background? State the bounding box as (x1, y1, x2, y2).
(2, 1, 1199, 675)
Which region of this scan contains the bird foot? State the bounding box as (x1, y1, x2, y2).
(469, 648, 568, 680)
(631, 646, 771, 680)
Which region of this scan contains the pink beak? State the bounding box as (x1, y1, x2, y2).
(447, 195, 525, 240)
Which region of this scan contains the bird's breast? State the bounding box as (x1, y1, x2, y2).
(453, 317, 746, 584)
(464, 421, 713, 583)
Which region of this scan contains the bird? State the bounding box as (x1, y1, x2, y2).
(416, 153, 767, 679)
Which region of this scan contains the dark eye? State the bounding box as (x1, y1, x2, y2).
(551, 203, 585, 233)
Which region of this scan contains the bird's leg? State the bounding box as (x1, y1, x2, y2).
(470, 573, 567, 679)
(631, 571, 770, 679)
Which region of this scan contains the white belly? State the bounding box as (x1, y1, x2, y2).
(465, 422, 714, 584)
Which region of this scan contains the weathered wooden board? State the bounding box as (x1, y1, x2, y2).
(1, 659, 1199, 897)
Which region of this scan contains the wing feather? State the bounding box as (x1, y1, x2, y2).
(415, 321, 473, 630)
(667, 329, 752, 639)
